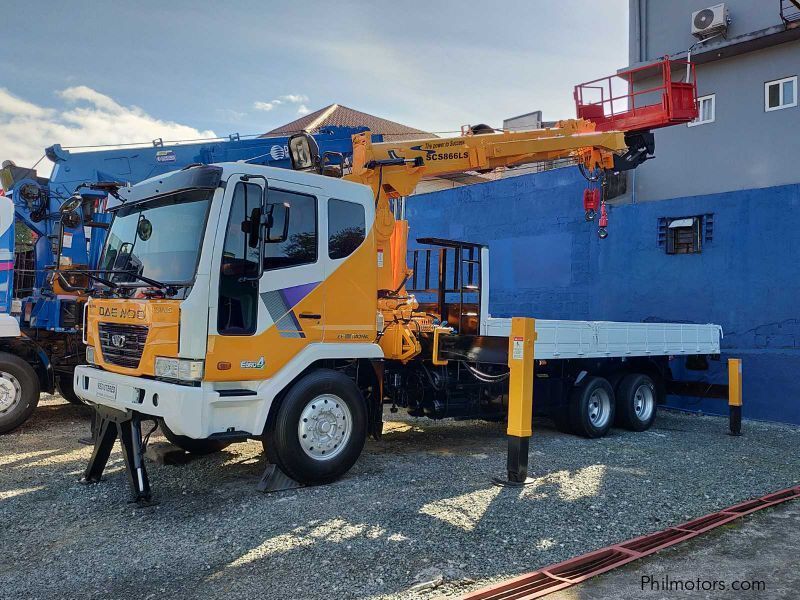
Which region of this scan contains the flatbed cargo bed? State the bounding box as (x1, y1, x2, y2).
(481, 318, 722, 360)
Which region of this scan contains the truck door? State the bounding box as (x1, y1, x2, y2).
(260, 186, 324, 344)
(207, 177, 324, 381)
(322, 197, 376, 342)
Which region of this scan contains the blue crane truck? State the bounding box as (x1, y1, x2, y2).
(0, 127, 368, 433)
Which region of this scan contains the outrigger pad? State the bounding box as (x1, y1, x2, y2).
(82, 409, 154, 506)
(257, 463, 304, 493)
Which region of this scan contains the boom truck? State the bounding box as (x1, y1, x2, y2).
(73, 58, 722, 503)
(0, 126, 367, 433)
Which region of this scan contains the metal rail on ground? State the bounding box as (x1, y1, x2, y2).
(461, 485, 800, 600)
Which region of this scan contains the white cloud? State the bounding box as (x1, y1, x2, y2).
(0, 87, 215, 177)
(216, 108, 246, 123)
(254, 94, 309, 113)
(280, 94, 308, 104)
(253, 100, 281, 111)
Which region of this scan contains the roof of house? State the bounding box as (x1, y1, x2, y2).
(262, 103, 433, 142)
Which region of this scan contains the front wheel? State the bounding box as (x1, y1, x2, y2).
(160, 420, 232, 455)
(263, 369, 367, 485)
(0, 353, 41, 434)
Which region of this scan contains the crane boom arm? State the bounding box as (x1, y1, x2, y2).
(333, 118, 627, 295)
(344, 118, 626, 197)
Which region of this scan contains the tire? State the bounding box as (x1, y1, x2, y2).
(160, 420, 232, 455)
(0, 353, 41, 434)
(615, 373, 658, 431)
(569, 376, 615, 438)
(56, 374, 84, 405)
(264, 369, 367, 485)
(551, 402, 574, 434)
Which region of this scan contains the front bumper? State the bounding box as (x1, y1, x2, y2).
(74, 366, 260, 438)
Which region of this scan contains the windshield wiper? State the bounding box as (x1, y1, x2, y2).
(112, 270, 168, 289)
(68, 269, 119, 289)
(101, 269, 175, 291)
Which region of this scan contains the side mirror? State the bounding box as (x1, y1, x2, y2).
(265, 202, 290, 243)
(246, 207, 266, 248)
(321, 151, 345, 178)
(60, 191, 84, 214)
(288, 133, 320, 172)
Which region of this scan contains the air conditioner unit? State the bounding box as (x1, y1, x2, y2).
(691, 3, 729, 39)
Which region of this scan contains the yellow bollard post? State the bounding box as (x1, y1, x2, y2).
(728, 358, 743, 436)
(497, 317, 536, 485)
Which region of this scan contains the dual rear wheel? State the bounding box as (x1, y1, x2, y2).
(555, 372, 658, 438)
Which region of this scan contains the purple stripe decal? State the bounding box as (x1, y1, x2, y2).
(0, 261, 14, 271)
(280, 281, 320, 307)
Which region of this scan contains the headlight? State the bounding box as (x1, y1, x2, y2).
(155, 357, 204, 382)
(85, 345, 96, 365)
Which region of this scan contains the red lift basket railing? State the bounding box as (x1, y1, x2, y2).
(574, 57, 699, 133)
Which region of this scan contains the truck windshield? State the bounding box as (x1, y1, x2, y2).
(99, 188, 212, 285)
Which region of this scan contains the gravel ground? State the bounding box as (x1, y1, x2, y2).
(1, 395, 799, 600)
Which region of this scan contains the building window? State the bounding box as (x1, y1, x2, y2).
(658, 215, 712, 255)
(688, 94, 715, 126)
(765, 76, 797, 112)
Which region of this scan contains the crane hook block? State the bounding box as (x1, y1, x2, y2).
(583, 188, 600, 221)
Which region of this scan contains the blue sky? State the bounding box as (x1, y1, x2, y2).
(1, 0, 628, 169)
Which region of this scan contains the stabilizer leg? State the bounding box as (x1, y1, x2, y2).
(257, 463, 304, 493)
(118, 415, 154, 505)
(494, 317, 537, 487)
(83, 414, 118, 484)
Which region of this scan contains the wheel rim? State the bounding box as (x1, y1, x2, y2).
(297, 394, 352, 461)
(633, 383, 655, 422)
(0, 371, 22, 415)
(587, 387, 611, 429)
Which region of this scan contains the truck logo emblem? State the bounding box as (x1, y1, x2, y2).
(240, 357, 265, 369)
(111, 334, 126, 348)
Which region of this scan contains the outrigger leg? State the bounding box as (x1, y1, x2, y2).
(83, 407, 154, 505)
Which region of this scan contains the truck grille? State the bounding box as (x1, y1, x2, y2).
(98, 323, 148, 369)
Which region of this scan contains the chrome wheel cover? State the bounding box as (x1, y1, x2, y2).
(297, 394, 352, 461)
(587, 387, 612, 428)
(0, 371, 22, 414)
(633, 383, 655, 422)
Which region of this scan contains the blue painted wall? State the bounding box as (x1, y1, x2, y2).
(407, 168, 800, 424)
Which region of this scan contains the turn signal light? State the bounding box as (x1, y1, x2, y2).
(217, 362, 231, 371)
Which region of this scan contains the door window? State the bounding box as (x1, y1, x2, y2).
(218, 182, 261, 335)
(264, 189, 318, 270)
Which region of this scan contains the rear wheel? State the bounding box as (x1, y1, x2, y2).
(56, 374, 84, 405)
(160, 420, 232, 455)
(0, 353, 41, 434)
(263, 369, 367, 485)
(615, 373, 658, 431)
(569, 376, 615, 438)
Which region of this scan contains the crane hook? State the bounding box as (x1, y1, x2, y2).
(597, 201, 609, 239)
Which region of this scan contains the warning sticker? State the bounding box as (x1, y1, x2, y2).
(512, 336, 524, 360)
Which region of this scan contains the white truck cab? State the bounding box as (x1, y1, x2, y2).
(76, 163, 384, 488)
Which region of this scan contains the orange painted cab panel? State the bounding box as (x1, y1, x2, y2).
(86, 298, 181, 377)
